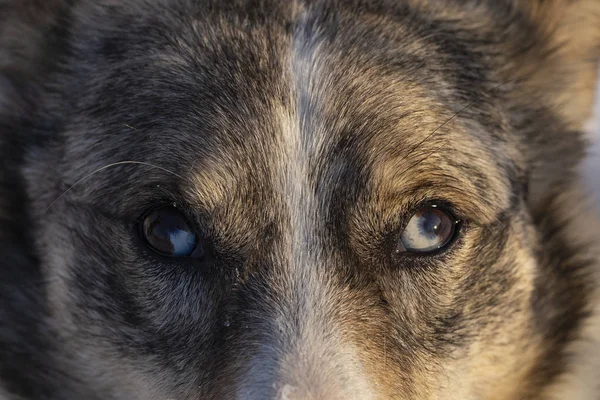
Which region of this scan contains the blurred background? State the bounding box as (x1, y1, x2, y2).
(583, 79, 600, 209)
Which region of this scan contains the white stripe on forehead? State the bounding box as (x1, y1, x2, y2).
(278, 3, 327, 263)
(265, 4, 377, 398)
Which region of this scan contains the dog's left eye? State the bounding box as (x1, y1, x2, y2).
(396, 206, 458, 254)
(141, 207, 203, 258)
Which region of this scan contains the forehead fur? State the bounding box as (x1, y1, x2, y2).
(48, 0, 520, 229)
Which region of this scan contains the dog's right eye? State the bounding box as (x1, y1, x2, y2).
(141, 207, 204, 258)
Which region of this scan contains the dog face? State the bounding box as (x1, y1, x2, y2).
(1, 0, 600, 399)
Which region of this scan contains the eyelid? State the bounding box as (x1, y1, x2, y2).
(402, 200, 463, 229)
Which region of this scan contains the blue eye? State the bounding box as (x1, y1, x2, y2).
(141, 207, 203, 257)
(397, 206, 458, 254)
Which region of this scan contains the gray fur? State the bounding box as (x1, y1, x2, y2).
(1, 0, 600, 399)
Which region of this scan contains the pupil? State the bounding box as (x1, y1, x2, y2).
(144, 208, 197, 256)
(420, 211, 442, 237)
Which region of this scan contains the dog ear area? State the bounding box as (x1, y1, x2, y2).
(0, 0, 73, 118)
(493, 0, 600, 210)
(0, 139, 75, 398)
(0, 73, 75, 400)
(503, 0, 600, 123)
(0, 1, 81, 399)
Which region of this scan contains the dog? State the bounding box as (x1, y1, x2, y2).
(1, 0, 600, 399)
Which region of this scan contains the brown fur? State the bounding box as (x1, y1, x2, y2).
(1, 0, 600, 399)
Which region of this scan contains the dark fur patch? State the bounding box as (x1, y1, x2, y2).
(1, 0, 599, 399)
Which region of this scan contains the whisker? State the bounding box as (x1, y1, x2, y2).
(45, 161, 186, 212)
(3, 275, 66, 289)
(398, 75, 526, 184)
(403, 141, 449, 176)
(401, 77, 519, 164)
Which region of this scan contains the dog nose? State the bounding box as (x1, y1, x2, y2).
(232, 253, 379, 399)
(236, 340, 376, 400)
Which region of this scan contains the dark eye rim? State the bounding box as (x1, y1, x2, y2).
(137, 204, 205, 259)
(393, 201, 465, 259)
